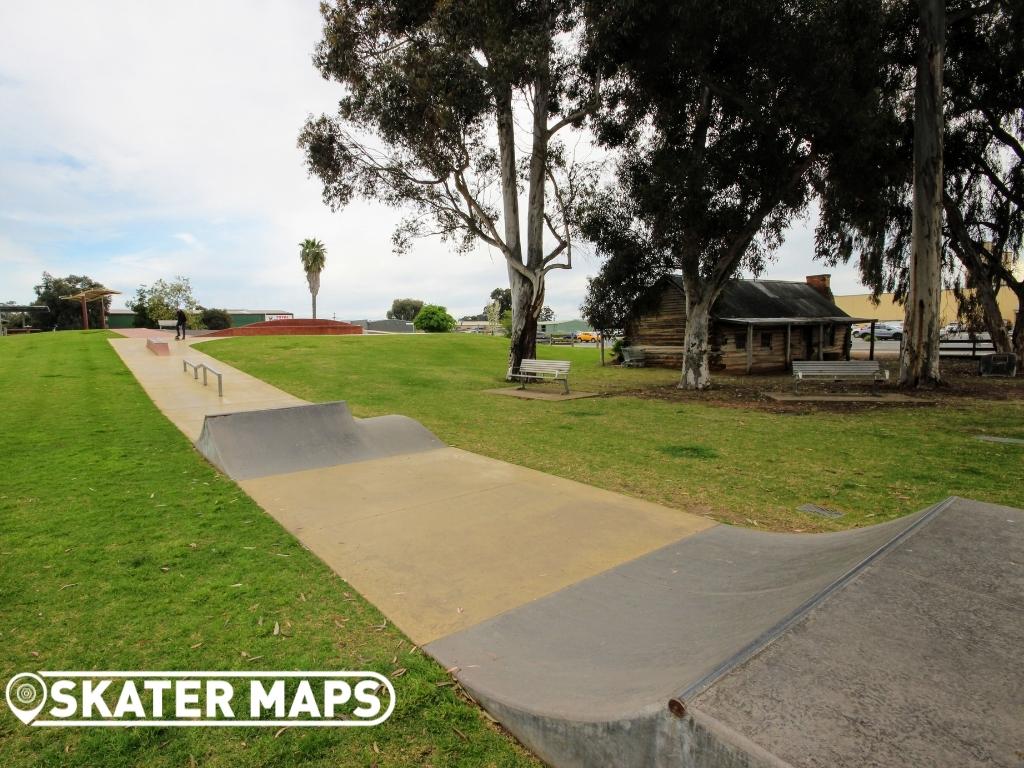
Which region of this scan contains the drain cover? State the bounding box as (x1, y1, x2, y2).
(798, 503, 844, 519)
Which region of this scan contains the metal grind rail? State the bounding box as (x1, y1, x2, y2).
(183, 359, 223, 397)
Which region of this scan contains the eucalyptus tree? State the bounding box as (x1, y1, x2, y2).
(299, 238, 327, 319)
(581, 0, 891, 389)
(942, 0, 1024, 359)
(299, 0, 600, 370)
(818, 0, 1022, 371)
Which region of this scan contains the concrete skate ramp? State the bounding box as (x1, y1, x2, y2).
(426, 497, 1022, 767)
(196, 401, 444, 480)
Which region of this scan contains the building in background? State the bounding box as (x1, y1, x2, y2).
(833, 288, 1018, 326)
(105, 308, 294, 329)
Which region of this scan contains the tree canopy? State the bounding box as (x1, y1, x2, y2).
(581, 0, 892, 388)
(299, 0, 600, 369)
(34, 273, 111, 330)
(387, 298, 424, 321)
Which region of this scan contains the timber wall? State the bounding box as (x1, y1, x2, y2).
(626, 286, 851, 373)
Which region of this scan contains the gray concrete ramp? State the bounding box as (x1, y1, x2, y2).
(196, 401, 444, 480)
(426, 497, 1023, 767)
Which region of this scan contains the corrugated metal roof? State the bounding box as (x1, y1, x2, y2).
(665, 275, 851, 320)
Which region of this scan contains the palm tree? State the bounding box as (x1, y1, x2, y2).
(298, 239, 327, 319)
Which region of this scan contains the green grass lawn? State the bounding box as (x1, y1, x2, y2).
(0, 332, 538, 768)
(204, 333, 1024, 531)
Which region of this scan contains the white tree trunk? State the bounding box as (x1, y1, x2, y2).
(679, 278, 714, 389)
(900, 0, 944, 387)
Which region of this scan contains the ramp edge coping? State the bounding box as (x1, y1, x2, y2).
(675, 496, 959, 705)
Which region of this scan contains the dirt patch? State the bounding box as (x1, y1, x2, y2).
(614, 359, 1023, 413)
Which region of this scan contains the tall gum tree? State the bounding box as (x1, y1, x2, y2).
(299, 0, 599, 371)
(581, 0, 890, 389)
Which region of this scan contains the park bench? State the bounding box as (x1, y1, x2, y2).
(621, 346, 646, 368)
(792, 360, 889, 394)
(507, 359, 571, 394)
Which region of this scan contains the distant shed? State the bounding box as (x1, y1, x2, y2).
(625, 275, 867, 373)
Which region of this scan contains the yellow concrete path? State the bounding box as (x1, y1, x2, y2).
(240, 448, 713, 643)
(108, 337, 304, 441)
(111, 336, 715, 645)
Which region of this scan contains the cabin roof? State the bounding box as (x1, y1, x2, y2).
(665, 275, 854, 321)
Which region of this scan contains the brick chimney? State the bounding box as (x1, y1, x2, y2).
(805, 274, 833, 301)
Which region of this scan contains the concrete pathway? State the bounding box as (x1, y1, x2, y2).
(108, 337, 304, 441)
(109, 336, 1023, 767)
(108, 336, 713, 645)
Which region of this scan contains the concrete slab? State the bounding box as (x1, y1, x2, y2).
(424, 498, 1024, 767)
(976, 435, 1024, 445)
(694, 498, 1024, 768)
(484, 388, 600, 401)
(766, 392, 924, 403)
(239, 447, 714, 644)
(108, 337, 305, 440)
(196, 402, 444, 480)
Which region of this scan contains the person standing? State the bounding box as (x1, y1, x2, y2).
(175, 307, 187, 340)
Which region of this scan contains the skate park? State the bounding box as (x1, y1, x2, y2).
(107, 333, 1024, 768)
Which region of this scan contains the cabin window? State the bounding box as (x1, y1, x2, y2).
(735, 333, 746, 350)
(760, 332, 773, 350)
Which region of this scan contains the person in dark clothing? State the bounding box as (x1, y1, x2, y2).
(175, 308, 187, 340)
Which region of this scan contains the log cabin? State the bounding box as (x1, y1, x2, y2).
(624, 274, 868, 373)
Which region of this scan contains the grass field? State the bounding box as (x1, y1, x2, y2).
(0, 332, 538, 767)
(204, 333, 1024, 531)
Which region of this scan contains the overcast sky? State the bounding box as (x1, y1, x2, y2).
(0, 1, 868, 322)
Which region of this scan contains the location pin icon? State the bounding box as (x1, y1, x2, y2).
(5, 673, 47, 725)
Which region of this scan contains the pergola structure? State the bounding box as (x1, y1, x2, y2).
(59, 288, 121, 330)
(0, 304, 50, 335)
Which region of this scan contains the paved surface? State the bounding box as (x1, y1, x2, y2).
(197, 402, 443, 480)
(695, 497, 1023, 768)
(108, 337, 304, 440)
(766, 392, 924, 403)
(110, 335, 1023, 767)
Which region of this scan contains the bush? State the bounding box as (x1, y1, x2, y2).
(200, 308, 232, 330)
(413, 304, 457, 333)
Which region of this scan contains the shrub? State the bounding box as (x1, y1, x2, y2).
(200, 308, 232, 330)
(413, 304, 457, 333)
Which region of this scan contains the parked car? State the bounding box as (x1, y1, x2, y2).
(851, 323, 872, 338)
(536, 331, 551, 344)
(867, 322, 903, 341)
(576, 331, 601, 343)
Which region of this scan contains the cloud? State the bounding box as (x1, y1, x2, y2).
(0, 1, 866, 319)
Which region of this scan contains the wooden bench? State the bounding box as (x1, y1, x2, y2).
(157, 319, 178, 332)
(146, 337, 171, 356)
(507, 359, 571, 394)
(621, 346, 646, 368)
(792, 360, 889, 394)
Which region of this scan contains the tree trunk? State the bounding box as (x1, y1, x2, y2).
(307, 272, 320, 319)
(900, 0, 945, 387)
(507, 268, 541, 373)
(973, 275, 1012, 353)
(679, 276, 715, 390)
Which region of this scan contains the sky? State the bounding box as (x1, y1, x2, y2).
(0, 1, 869, 322)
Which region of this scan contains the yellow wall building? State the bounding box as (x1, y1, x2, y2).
(834, 287, 1020, 326)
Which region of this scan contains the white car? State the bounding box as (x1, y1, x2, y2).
(866, 322, 903, 341)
